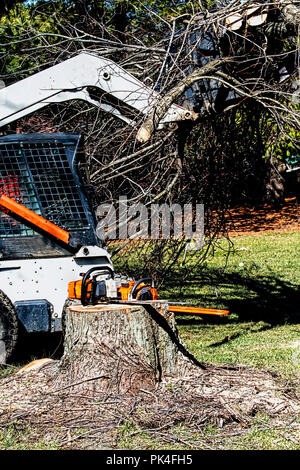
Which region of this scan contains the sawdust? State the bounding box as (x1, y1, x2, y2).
(0, 360, 298, 449)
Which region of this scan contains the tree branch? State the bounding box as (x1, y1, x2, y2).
(136, 58, 232, 143)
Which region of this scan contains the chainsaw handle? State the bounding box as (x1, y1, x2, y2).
(130, 278, 153, 300)
(81, 266, 114, 306)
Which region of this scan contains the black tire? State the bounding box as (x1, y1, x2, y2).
(0, 290, 18, 364)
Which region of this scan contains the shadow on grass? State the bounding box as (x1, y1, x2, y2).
(164, 269, 300, 326)
(207, 323, 273, 347)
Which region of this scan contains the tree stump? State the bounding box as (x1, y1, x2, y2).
(59, 301, 203, 394)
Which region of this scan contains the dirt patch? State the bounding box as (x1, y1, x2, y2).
(227, 197, 300, 236)
(0, 361, 298, 450)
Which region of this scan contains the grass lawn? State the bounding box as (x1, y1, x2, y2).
(116, 230, 300, 451)
(160, 231, 300, 380)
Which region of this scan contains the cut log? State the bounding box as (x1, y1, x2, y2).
(59, 301, 204, 394)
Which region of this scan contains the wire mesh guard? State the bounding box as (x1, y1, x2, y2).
(0, 137, 89, 238)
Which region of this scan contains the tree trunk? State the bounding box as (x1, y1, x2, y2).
(59, 301, 203, 394)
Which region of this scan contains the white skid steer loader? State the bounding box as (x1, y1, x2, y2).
(0, 52, 201, 364)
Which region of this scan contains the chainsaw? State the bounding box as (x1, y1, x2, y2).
(67, 266, 229, 317)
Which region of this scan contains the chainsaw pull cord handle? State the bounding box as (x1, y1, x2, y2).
(130, 278, 153, 300)
(81, 266, 114, 306)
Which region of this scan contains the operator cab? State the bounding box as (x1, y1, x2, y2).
(0, 134, 99, 260)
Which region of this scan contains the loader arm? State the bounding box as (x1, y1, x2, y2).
(0, 52, 196, 135)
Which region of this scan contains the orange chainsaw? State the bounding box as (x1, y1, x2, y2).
(68, 270, 229, 317)
(0, 193, 229, 318)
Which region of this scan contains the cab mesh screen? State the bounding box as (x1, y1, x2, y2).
(0, 139, 88, 237)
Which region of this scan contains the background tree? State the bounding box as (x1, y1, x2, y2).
(0, 1, 23, 18)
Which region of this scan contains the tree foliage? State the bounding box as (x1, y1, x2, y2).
(0, 0, 299, 279)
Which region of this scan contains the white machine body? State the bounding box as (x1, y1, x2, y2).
(0, 245, 115, 330)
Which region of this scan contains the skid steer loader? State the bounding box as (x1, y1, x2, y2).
(0, 52, 212, 364)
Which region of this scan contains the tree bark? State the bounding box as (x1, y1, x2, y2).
(59, 301, 204, 394)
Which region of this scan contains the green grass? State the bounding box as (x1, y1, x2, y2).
(114, 417, 300, 450)
(178, 321, 300, 379)
(162, 231, 299, 309)
(159, 231, 300, 379)
(0, 365, 18, 378)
